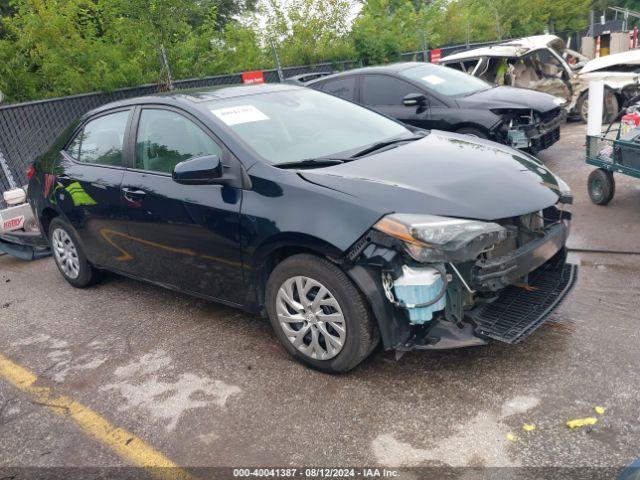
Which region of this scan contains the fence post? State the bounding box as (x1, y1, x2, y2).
(269, 39, 285, 83)
(421, 30, 428, 62)
(159, 42, 174, 91)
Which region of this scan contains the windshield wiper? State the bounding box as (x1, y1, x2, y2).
(349, 133, 427, 158)
(275, 157, 346, 169)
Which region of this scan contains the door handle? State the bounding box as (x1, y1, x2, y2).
(122, 187, 146, 202)
(122, 187, 146, 196)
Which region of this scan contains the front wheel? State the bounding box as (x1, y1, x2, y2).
(266, 254, 379, 373)
(588, 169, 615, 205)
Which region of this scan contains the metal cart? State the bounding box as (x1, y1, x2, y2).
(586, 87, 640, 205)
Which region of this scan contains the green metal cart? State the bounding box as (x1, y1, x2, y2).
(586, 88, 640, 205)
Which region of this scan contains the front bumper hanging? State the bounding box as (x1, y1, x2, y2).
(507, 111, 565, 150)
(468, 260, 577, 344)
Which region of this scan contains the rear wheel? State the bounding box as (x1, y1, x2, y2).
(266, 254, 379, 373)
(588, 168, 615, 205)
(49, 218, 99, 288)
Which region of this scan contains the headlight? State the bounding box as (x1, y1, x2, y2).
(374, 214, 508, 263)
(553, 96, 568, 107)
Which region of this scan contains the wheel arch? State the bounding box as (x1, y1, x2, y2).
(247, 233, 346, 314)
(39, 207, 59, 240)
(249, 234, 407, 351)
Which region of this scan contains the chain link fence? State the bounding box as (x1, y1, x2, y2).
(0, 59, 359, 202)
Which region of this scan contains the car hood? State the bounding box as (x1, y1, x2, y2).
(458, 86, 561, 113)
(299, 131, 563, 221)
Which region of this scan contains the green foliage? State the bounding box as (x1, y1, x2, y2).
(0, 0, 150, 101)
(0, 0, 604, 103)
(263, 0, 356, 65)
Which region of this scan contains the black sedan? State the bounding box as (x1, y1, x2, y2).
(307, 62, 567, 152)
(28, 84, 576, 373)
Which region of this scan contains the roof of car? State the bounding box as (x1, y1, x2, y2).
(580, 48, 640, 74)
(85, 83, 301, 117)
(440, 35, 564, 62)
(306, 62, 440, 83)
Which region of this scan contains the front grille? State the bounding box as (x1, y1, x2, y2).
(532, 127, 560, 150)
(539, 107, 561, 123)
(468, 261, 577, 344)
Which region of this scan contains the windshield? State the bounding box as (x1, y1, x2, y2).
(205, 89, 410, 165)
(401, 64, 491, 96)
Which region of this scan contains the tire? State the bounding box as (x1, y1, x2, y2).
(266, 254, 379, 373)
(587, 169, 615, 205)
(604, 90, 619, 124)
(578, 90, 619, 124)
(577, 93, 589, 123)
(455, 127, 488, 139)
(49, 218, 100, 288)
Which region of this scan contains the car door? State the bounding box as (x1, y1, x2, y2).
(359, 74, 429, 127)
(118, 106, 244, 304)
(56, 108, 132, 270)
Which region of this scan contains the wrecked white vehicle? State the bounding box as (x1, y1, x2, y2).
(439, 35, 621, 122)
(575, 49, 640, 122)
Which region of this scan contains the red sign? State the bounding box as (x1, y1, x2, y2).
(3, 216, 24, 231)
(429, 49, 442, 63)
(242, 70, 265, 85)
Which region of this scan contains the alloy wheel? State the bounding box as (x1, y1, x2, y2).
(52, 228, 80, 279)
(275, 276, 346, 360)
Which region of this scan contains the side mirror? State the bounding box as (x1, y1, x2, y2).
(403, 93, 427, 107)
(173, 155, 223, 185)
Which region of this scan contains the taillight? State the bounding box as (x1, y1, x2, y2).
(26, 165, 35, 181)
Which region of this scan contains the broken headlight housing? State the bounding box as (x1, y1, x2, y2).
(374, 214, 508, 263)
(552, 96, 568, 107)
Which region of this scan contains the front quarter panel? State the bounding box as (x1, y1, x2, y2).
(239, 163, 386, 308)
(446, 102, 501, 134)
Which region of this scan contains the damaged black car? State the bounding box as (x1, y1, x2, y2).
(28, 84, 577, 373)
(307, 62, 567, 153)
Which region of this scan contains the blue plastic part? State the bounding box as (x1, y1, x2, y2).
(393, 267, 446, 324)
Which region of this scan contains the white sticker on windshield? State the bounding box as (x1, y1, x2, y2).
(422, 74, 445, 85)
(210, 105, 269, 126)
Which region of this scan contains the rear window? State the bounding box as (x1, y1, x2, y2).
(319, 77, 356, 101)
(66, 110, 130, 166)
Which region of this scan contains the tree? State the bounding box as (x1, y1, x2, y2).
(352, 0, 440, 65)
(262, 0, 356, 65)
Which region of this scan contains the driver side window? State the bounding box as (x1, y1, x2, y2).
(361, 75, 417, 106)
(135, 109, 222, 174)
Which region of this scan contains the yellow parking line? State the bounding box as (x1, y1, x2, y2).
(0, 353, 194, 480)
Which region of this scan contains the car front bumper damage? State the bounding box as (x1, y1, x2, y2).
(346, 217, 577, 353)
(503, 110, 565, 151)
